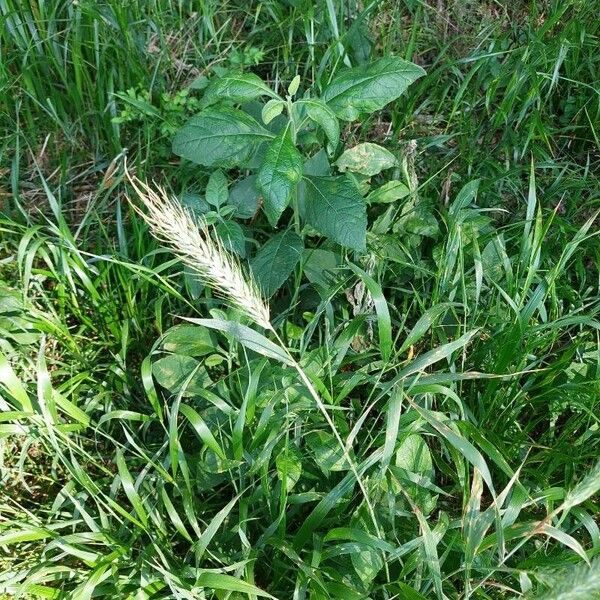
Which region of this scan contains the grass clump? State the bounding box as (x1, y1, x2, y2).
(1, 1, 599, 599)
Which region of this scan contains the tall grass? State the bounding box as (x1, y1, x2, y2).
(1, 1, 599, 598)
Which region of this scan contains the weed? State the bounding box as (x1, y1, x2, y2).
(0, 1, 599, 598)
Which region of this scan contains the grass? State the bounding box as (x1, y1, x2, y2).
(1, 0, 600, 598)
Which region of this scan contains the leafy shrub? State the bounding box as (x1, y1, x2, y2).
(171, 57, 425, 296)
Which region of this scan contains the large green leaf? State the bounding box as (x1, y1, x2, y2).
(257, 126, 303, 226)
(251, 230, 304, 296)
(322, 56, 425, 121)
(302, 248, 340, 287)
(172, 107, 273, 168)
(304, 175, 367, 251)
(200, 71, 279, 108)
(306, 430, 352, 472)
(392, 433, 436, 513)
(276, 447, 302, 492)
(367, 180, 410, 204)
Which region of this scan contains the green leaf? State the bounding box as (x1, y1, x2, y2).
(262, 98, 285, 124)
(251, 230, 304, 296)
(172, 107, 273, 168)
(116, 450, 148, 528)
(189, 75, 208, 90)
(411, 403, 496, 497)
(229, 175, 260, 219)
(180, 403, 227, 459)
(302, 99, 340, 150)
(152, 355, 211, 396)
(393, 433, 436, 511)
(257, 126, 303, 226)
(195, 495, 240, 560)
(450, 179, 480, 215)
(304, 175, 367, 251)
(336, 142, 397, 176)
(196, 572, 276, 598)
(395, 329, 480, 381)
(0, 526, 52, 546)
(302, 248, 340, 287)
(180, 192, 210, 215)
(303, 148, 331, 176)
(347, 262, 392, 361)
(398, 302, 458, 355)
(561, 460, 600, 513)
(322, 56, 425, 121)
(205, 170, 228, 207)
(215, 220, 246, 257)
(367, 179, 410, 204)
(276, 447, 302, 492)
(201, 71, 278, 108)
(395, 583, 429, 600)
(306, 430, 351, 472)
(0, 351, 32, 412)
(537, 524, 590, 563)
(294, 451, 381, 549)
(183, 318, 293, 365)
(352, 545, 384, 585)
(398, 204, 439, 238)
(288, 74, 301, 96)
(162, 325, 215, 357)
(397, 434, 433, 473)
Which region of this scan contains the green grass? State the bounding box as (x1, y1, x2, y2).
(1, 1, 600, 598)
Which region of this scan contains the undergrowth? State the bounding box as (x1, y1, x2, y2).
(1, 1, 599, 598)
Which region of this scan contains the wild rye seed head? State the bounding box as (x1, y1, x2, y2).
(127, 175, 271, 329)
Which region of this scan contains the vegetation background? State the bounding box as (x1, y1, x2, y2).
(0, 0, 599, 598)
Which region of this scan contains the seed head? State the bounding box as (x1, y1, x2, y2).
(127, 175, 271, 329)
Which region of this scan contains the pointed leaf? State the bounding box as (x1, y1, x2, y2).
(257, 126, 303, 226)
(201, 71, 279, 107)
(348, 262, 392, 360)
(196, 572, 276, 598)
(229, 175, 260, 219)
(152, 355, 211, 396)
(367, 180, 410, 204)
(215, 220, 246, 257)
(276, 447, 302, 492)
(288, 74, 301, 96)
(162, 325, 214, 357)
(173, 107, 273, 168)
(0, 351, 32, 412)
(195, 495, 239, 560)
(205, 170, 228, 207)
(302, 99, 340, 149)
(251, 230, 304, 296)
(180, 403, 226, 460)
(304, 175, 367, 251)
(262, 99, 285, 124)
(183, 317, 293, 365)
(322, 56, 425, 121)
